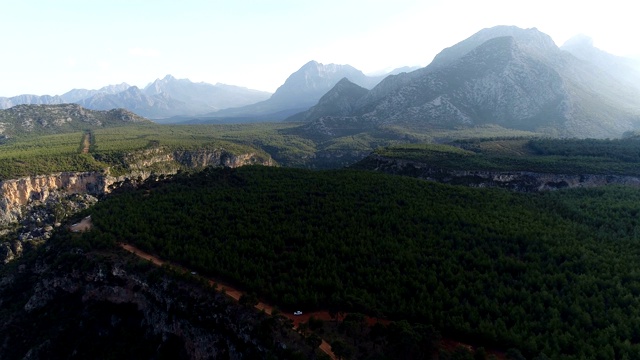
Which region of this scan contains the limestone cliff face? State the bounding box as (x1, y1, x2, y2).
(0, 172, 107, 226)
(0, 149, 273, 227)
(364, 155, 640, 192)
(126, 148, 274, 170)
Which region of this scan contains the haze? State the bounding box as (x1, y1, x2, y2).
(0, 0, 636, 97)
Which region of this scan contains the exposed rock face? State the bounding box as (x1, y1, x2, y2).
(363, 155, 640, 192)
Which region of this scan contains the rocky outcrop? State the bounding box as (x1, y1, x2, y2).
(363, 155, 640, 192)
(0, 172, 106, 227)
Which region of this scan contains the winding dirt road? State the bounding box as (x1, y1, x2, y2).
(119, 243, 337, 359)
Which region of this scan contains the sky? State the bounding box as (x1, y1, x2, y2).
(0, 0, 637, 97)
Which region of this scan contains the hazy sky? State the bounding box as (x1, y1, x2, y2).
(0, 0, 636, 97)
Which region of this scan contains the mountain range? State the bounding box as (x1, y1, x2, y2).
(2, 25, 640, 138)
(177, 61, 409, 124)
(289, 26, 640, 138)
(0, 77, 271, 119)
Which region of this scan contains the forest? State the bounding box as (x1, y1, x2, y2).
(76, 165, 640, 359)
(370, 137, 640, 176)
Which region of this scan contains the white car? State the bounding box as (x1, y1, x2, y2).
(293, 311, 303, 316)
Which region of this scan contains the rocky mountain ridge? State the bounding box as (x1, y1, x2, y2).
(0, 77, 271, 120)
(193, 61, 389, 123)
(295, 26, 640, 139)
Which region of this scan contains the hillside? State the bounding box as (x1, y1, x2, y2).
(352, 138, 640, 190)
(0, 104, 149, 138)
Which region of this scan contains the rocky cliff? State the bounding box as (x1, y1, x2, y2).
(0, 149, 272, 226)
(362, 154, 640, 192)
(0, 149, 273, 264)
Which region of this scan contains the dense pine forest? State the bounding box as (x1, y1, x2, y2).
(77, 165, 640, 359)
(369, 137, 640, 176)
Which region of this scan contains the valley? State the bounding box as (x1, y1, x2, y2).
(2, 23, 640, 360)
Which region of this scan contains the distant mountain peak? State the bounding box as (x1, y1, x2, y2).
(562, 34, 594, 48)
(429, 25, 559, 70)
(302, 60, 320, 68)
(285, 77, 369, 123)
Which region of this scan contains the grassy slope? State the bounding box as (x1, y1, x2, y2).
(0, 123, 299, 179)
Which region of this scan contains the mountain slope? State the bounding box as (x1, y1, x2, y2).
(200, 61, 384, 122)
(286, 78, 369, 122)
(0, 104, 149, 137)
(561, 35, 640, 90)
(301, 26, 640, 138)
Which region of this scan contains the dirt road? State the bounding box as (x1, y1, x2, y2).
(119, 243, 337, 359)
(81, 132, 90, 154)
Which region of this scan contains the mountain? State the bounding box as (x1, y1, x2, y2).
(0, 103, 149, 137)
(77, 86, 192, 119)
(0, 84, 131, 109)
(142, 75, 271, 114)
(297, 26, 640, 139)
(561, 35, 640, 90)
(78, 77, 272, 119)
(0, 94, 65, 109)
(60, 83, 131, 103)
(429, 25, 559, 70)
(1, 77, 271, 119)
(286, 78, 369, 122)
(196, 61, 385, 122)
